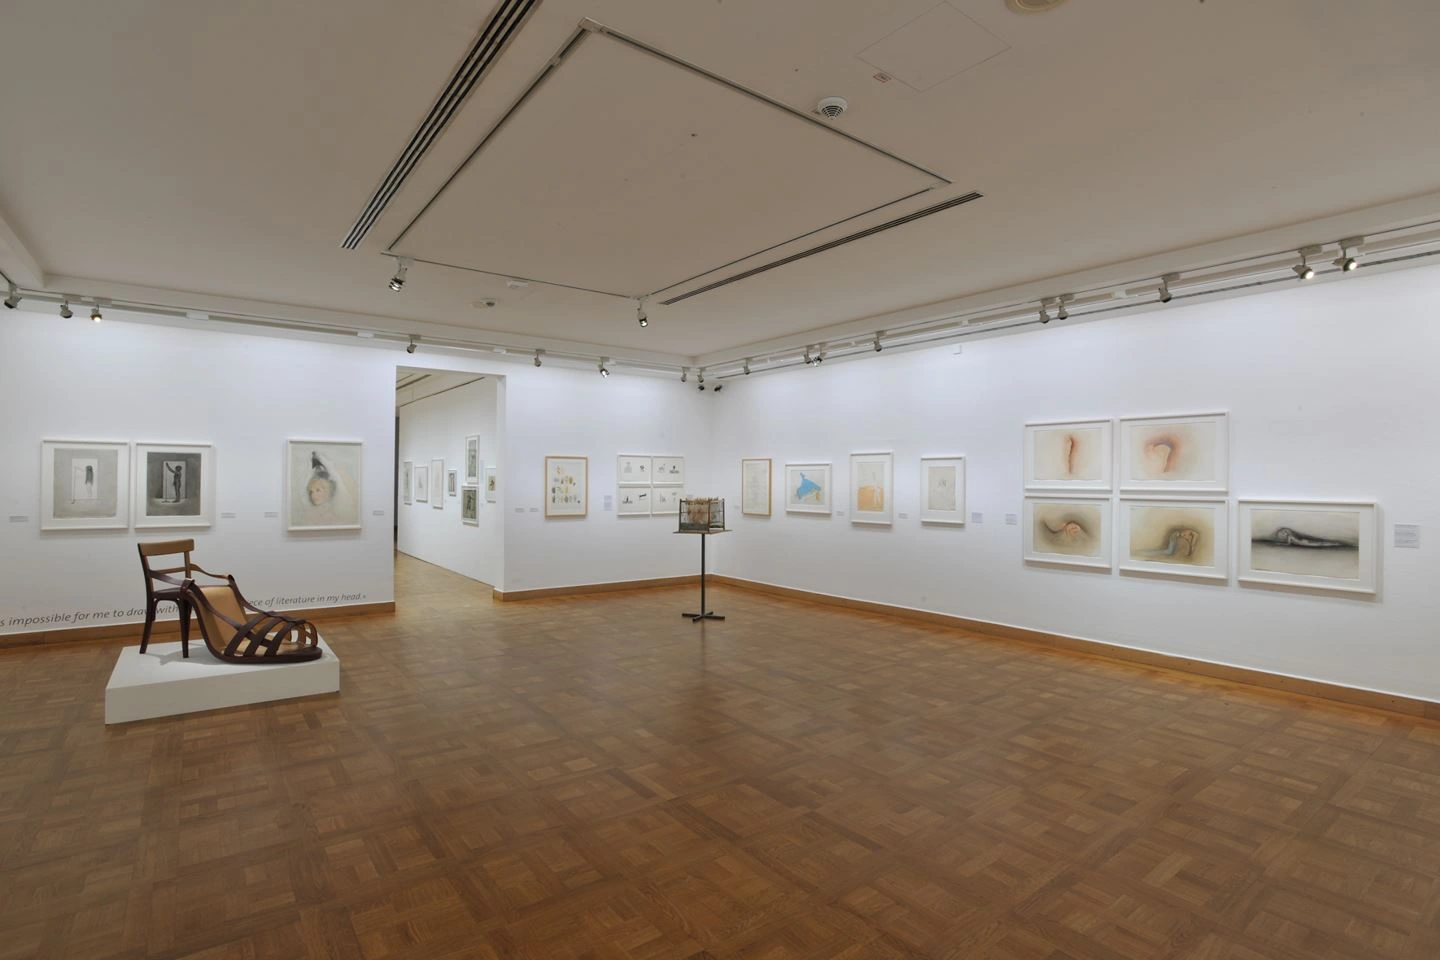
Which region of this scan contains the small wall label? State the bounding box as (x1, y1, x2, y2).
(1395, 523, 1421, 548)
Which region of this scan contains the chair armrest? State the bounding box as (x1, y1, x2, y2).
(189, 565, 231, 581)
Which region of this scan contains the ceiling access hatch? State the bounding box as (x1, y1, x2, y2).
(387, 20, 951, 299)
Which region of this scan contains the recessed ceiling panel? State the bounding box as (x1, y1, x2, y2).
(393, 28, 943, 297)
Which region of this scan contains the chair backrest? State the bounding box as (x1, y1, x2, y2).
(138, 539, 197, 599)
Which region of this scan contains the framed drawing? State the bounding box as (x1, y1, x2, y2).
(653, 456, 685, 484)
(414, 465, 429, 503)
(429, 458, 445, 508)
(617, 455, 652, 485)
(464, 435, 480, 485)
(401, 460, 413, 505)
(287, 440, 361, 532)
(617, 487, 651, 516)
(784, 462, 832, 515)
(447, 469, 458, 497)
(545, 456, 587, 517)
(653, 485, 683, 517)
(461, 486, 479, 525)
(1119, 413, 1228, 493)
(1023, 419, 1112, 492)
(741, 458, 771, 516)
(919, 456, 965, 525)
(1237, 500, 1377, 595)
(850, 452, 893, 525)
(1023, 496, 1111, 569)
(484, 465, 497, 502)
(134, 442, 214, 529)
(40, 439, 131, 531)
(1118, 498, 1229, 581)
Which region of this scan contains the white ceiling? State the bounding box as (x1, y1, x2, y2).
(2, 0, 1439, 363)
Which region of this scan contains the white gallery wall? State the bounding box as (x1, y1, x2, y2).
(396, 377, 503, 586)
(710, 263, 1440, 702)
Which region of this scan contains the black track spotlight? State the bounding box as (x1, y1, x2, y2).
(1292, 248, 1315, 281)
(697, 370, 705, 391)
(873, 331, 883, 352)
(405, 335, 418, 354)
(58, 299, 73, 319)
(713, 383, 723, 393)
(1158, 274, 1176, 304)
(598, 358, 610, 378)
(742, 359, 751, 375)
(1038, 302, 1052, 325)
(533, 349, 543, 367)
(681, 367, 688, 383)
(90, 304, 103, 323)
(814, 349, 825, 365)
(3, 282, 18, 309)
(388, 257, 410, 292)
(1335, 237, 1361, 272)
(636, 301, 648, 327)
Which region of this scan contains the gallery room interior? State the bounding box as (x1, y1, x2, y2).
(4, 0, 1440, 957)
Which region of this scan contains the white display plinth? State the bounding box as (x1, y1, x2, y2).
(104, 638, 340, 724)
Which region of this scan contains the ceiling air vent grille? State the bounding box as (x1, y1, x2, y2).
(341, 0, 542, 250)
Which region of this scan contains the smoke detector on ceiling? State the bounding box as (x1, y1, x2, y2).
(1005, 0, 1068, 12)
(470, 298, 500, 309)
(816, 96, 848, 119)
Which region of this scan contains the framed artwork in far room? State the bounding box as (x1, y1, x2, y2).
(741, 458, 771, 516)
(464, 435, 480, 485)
(429, 458, 444, 508)
(401, 460, 413, 505)
(484, 465, 497, 502)
(461, 486, 479, 525)
(919, 456, 965, 526)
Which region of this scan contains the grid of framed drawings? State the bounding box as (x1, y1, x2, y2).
(615, 455, 684, 518)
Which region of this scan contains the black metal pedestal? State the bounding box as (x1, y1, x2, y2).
(680, 530, 725, 622)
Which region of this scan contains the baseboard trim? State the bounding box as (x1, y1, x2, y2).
(0, 601, 396, 650)
(494, 575, 697, 602)
(709, 575, 1440, 720)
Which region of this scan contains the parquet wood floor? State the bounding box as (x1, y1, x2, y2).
(3, 555, 1440, 959)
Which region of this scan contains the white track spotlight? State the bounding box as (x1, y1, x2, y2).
(1158, 274, 1177, 304)
(1292, 247, 1316, 281)
(636, 301, 648, 327)
(803, 347, 813, 366)
(1057, 296, 1071, 321)
(814, 347, 825, 365)
(58, 299, 73, 319)
(1038, 301, 1052, 324)
(1335, 237, 1362, 272)
(598, 358, 610, 378)
(873, 331, 884, 352)
(743, 359, 751, 375)
(387, 257, 411, 292)
(681, 367, 688, 383)
(90, 303, 103, 322)
(533, 349, 543, 367)
(3, 282, 18, 309)
(405, 335, 418, 354)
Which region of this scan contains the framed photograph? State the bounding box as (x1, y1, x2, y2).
(134, 442, 213, 529)
(1023, 496, 1112, 569)
(617, 487, 651, 516)
(653, 485, 683, 517)
(617, 455, 652, 485)
(40, 439, 131, 531)
(652, 456, 685, 484)
(430, 458, 445, 509)
(287, 440, 362, 532)
(401, 460, 413, 505)
(1119, 413, 1228, 493)
(919, 456, 965, 525)
(545, 456, 588, 517)
(784, 462, 832, 515)
(461, 486, 479, 525)
(447, 469, 458, 497)
(464, 435, 480, 485)
(484, 465, 497, 502)
(741, 458, 771, 517)
(1237, 499, 1377, 595)
(414, 465, 429, 503)
(1118, 498, 1229, 582)
(850, 452, 893, 525)
(1024, 419, 1112, 492)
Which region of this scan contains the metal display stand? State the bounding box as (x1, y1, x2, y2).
(675, 529, 729, 622)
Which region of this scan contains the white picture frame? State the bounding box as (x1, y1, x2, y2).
(850, 452, 894, 525)
(464, 435, 480, 485)
(617, 455, 652, 485)
(784, 462, 832, 515)
(1237, 499, 1377, 595)
(741, 458, 772, 517)
(134, 442, 214, 529)
(401, 460, 413, 505)
(1023, 495, 1112, 569)
(430, 458, 445, 508)
(414, 465, 429, 503)
(1119, 412, 1229, 493)
(652, 456, 685, 484)
(617, 487, 651, 516)
(40, 439, 131, 531)
(652, 485, 683, 517)
(446, 469, 458, 497)
(545, 456, 587, 517)
(484, 465, 497, 502)
(286, 439, 362, 532)
(1023, 419, 1112, 492)
(919, 456, 965, 526)
(1118, 497, 1229, 582)
(461, 485, 479, 525)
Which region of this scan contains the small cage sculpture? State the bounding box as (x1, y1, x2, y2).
(678, 497, 725, 532)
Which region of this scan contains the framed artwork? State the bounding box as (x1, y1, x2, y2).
(484, 465, 497, 502)
(1023, 419, 1112, 491)
(464, 435, 480, 485)
(430, 458, 445, 508)
(461, 486, 479, 525)
(545, 456, 588, 517)
(919, 456, 965, 525)
(1237, 499, 1377, 595)
(1119, 413, 1228, 493)
(617, 455, 652, 484)
(287, 440, 361, 532)
(1023, 496, 1111, 569)
(40, 439, 131, 531)
(134, 442, 213, 529)
(653, 456, 685, 484)
(1118, 498, 1229, 582)
(653, 485, 683, 517)
(784, 462, 832, 515)
(617, 487, 651, 516)
(741, 458, 771, 516)
(850, 452, 893, 525)
(401, 460, 413, 505)
(414, 465, 429, 503)
(447, 469, 458, 497)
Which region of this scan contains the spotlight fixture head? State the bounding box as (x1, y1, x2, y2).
(697, 370, 705, 386)
(90, 304, 103, 322)
(598, 358, 609, 378)
(387, 257, 410, 292)
(681, 367, 688, 383)
(873, 331, 883, 352)
(636, 301, 648, 327)
(1038, 302, 1051, 324)
(803, 347, 813, 366)
(713, 384, 723, 393)
(1158, 274, 1176, 304)
(742, 359, 751, 375)
(1057, 296, 1070, 321)
(405, 335, 418, 354)
(1293, 247, 1318, 281)
(1335, 236, 1362, 272)
(813, 349, 825, 365)
(2, 283, 18, 309)
(533, 350, 542, 367)
(59, 299, 73, 319)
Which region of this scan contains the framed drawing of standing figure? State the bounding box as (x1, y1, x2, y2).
(41, 439, 131, 530)
(464, 436, 480, 485)
(135, 442, 214, 528)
